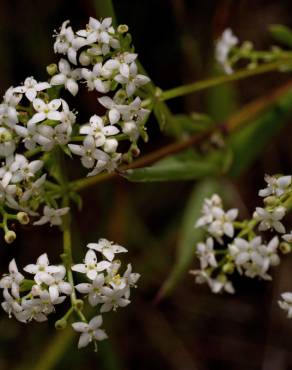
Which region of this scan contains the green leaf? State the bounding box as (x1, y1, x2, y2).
(123, 149, 227, 182)
(171, 113, 214, 135)
(269, 24, 292, 48)
(20, 279, 35, 292)
(227, 88, 292, 177)
(156, 179, 221, 301)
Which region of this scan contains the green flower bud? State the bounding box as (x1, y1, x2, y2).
(117, 24, 129, 33)
(263, 196, 277, 206)
(4, 230, 16, 244)
(46, 63, 58, 76)
(55, 318, 67, 330)
(279, 242, 291, 254)
(222, 262, 235, 274)
(74, 299, 84, 310)
(17, 212, 29, 225)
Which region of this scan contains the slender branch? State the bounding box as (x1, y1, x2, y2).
(160, 58, 292, 101)
(71, 79, 292, 192)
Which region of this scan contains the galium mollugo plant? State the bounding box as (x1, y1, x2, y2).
(191, 174, 292, 319)
(2, 13, 292, 353)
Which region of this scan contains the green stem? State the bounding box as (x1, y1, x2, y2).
(160, 58, 292, 101)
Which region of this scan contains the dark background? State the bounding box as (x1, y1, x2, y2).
(1, 1, 292, 369)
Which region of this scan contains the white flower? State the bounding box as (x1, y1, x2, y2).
(87, 238, 127, 261)
(0, 87, 21, 128)
(259, 175, 291, 198)
(87, 152, 121, 176)
(8, 154, 43, 183)
(50, 59, 81, 96)
(54, 20, 87, 65)
(98, 96, 122, 124)
(100, 287, 130, 312)
(20, 174, 46, 203)
(75, 274, 105, 307)
(69, 136, 109, 169)
(229, 236, 280, 279)
(189, 270, 234, 294)
(283, 231, 292, 243)
(23, 253, 63, 284)
(196, 237, 217, 269)
(122, 264, 140, 299)
(36, 265, 72, 302)
(14, 77, 50, 102)
(79, 115, 119, 148)
(215, 28, 238, 74)
(255, 206, 286, 233)
(114, 61, 150, 96)
(72, 315, 108, 349)
(33, 206, 69, 226)
(279, 292, 292, 318)
(82, 63, 112, 93)
(0, 259, 24, 298)
(1, 288, 23, 318)
(28, 98, 62, 125)
(72, 250, 111, 280)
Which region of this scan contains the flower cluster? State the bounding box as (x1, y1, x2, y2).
(0, 238, 139, 350)
(0, 16, 151, 242)
(191, 174, 292, 295)
(52, 17, 151, 176)
(215, 28, 288, 75)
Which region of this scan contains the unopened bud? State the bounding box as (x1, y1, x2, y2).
(74, 299, 84, 310)
(117, 24, 129, 33)
(55, 318, 67, 330)
(222, 262, 235, 274)
(79, 51, 91, 66)
(279, 242, 291, 254)
(17, 212, 29, 225)
(104, 138, 118, 154)
(46, 63, 58, 76)
(4, 230, 16, 244)
(264, 196, 277, 206)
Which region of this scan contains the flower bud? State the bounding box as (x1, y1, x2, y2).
(55, 318, 67, 330)
(279, 242, 291, 254)
(4, 230, 16, 244)
(79, 51, 91, 66)
(74, 299, 84, 310)
(222, 262, 235, 274)
(104, 138, 118, 153)
(17, 212, 29, 225)
(123, 121, 137, 136)
(117, 24, 129, 33)
(263, 196, 277, 206)
(46, 63, 58, 76)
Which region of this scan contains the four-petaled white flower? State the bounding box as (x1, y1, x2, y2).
(80, 115, 119, 148)
(72, 315, 108, 349)
(100, 286, 130, 312)
(14, 77, 50, 102)
(34, 206, 70, 226)
(24, 253, 63, 284)
(87, 238, 127, 261)
(196, 237, 217, 269)
(50, 59, 81, 96)
(28, 98, 62, 125)
(72, 250, 111, 280)
(75, 274, 105, 307)
(259, 174, 291, 198)
(255, 206, 286, 233)
(114, 61, 150, 96)
(0, 259, 24, 298)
